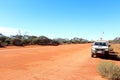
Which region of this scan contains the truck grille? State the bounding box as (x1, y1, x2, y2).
(96, 49, 104, 51)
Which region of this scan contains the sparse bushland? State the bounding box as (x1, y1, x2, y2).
(110, 37, 120, 44)
(97, 61, 120, 80)
(0, 33, 89, 47)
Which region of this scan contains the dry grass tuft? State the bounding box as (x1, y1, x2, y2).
(97, 61, 120, 80)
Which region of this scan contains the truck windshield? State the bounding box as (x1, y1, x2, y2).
(94, 42, 107, 46)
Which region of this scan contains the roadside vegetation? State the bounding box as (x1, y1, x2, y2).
(110, 37, 120, 44)
(109, 37, 120, 54)
(111, 44, 120, 53)
(97, 61, 120, 80)
(0, 33, 90, 47)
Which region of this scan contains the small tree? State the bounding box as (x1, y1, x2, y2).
(31, 38, 38, 45)
(11, 38, 24, 46)
(0, 36, 7, 47)
(37, 36, 51, 45)
(50, 40, 60, 46)
(22, 39, 30, 45)
(28, 36, 37, 45)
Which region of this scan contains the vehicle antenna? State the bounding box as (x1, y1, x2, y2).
(100, 32, 104, 40)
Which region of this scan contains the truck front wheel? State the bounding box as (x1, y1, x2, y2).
(91, 53, 97, 58)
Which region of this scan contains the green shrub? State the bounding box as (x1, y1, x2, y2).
(50, 40, 60, 46)
(97, 61, 120, 80)
(0, 36, 8, 47)
(0, 41, 6, 47)
(37, 36, 51, 45)
(11, 38, 24, 46)
(22, 39, 30, 45)
(31, 38, 38, 45)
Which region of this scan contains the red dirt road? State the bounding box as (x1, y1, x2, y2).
(0, 44, 105, 80)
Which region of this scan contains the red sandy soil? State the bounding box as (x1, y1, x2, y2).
(0, 44, 115, 80)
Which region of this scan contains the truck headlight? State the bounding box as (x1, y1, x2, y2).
(105, 48, 108, 51)
(92, 48, 96, 51)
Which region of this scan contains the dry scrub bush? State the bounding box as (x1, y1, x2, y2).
(97, 61, 120, 80)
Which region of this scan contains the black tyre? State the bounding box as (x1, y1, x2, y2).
(91, 53, 96, 58)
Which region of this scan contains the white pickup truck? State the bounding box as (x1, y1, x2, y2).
(91, 40, 110, 57)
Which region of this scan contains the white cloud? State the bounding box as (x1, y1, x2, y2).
(0, 27, 18, 36)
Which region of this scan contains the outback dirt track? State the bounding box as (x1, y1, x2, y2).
(0, 44, 106, 80)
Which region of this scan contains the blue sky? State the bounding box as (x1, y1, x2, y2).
(0, 0, 120, 40)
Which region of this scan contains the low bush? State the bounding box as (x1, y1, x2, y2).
(0, 41, 6, 47)
(97, 61, 120, 80)
(11, 38, 24, 46)
(50, 40, 60, 46)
